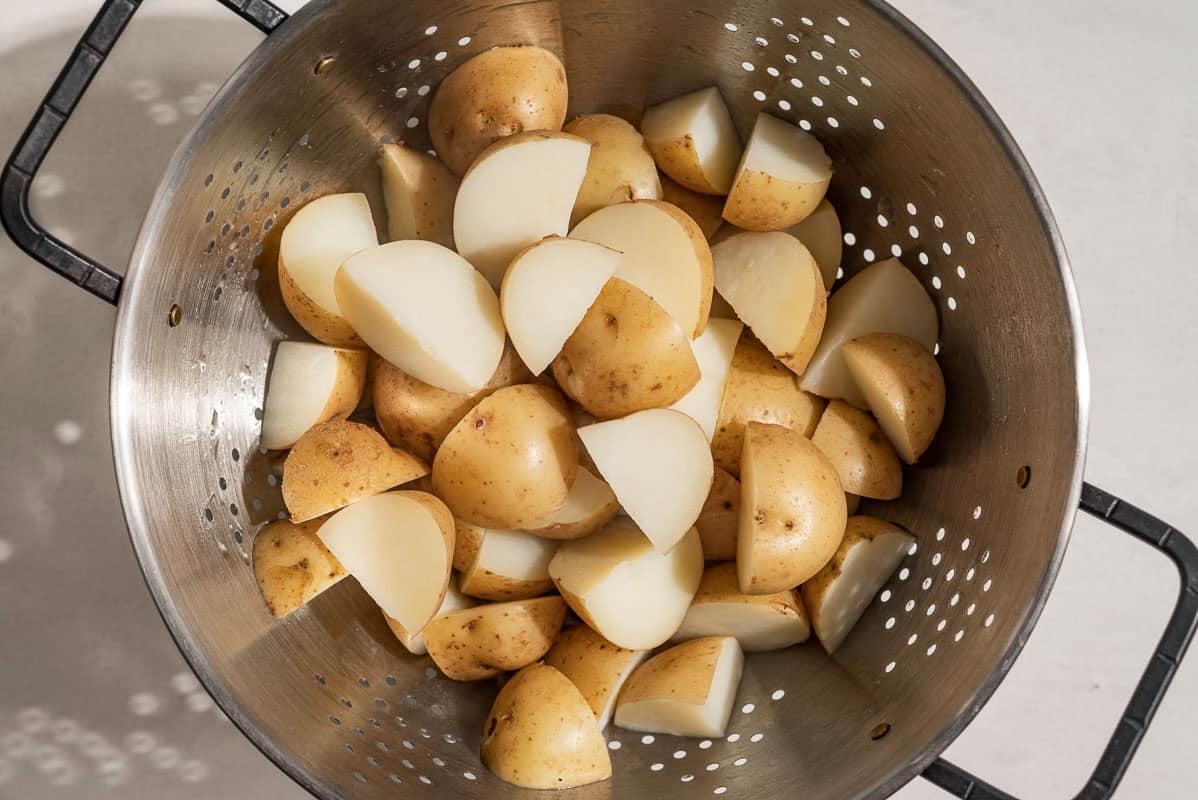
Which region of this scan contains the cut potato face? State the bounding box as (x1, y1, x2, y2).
(335, 240, 505, 394)
(252, 517, 346, 618)
(482, 664, 612, 790)
(317, 491, 453, 634)
(570, 200, 713, 338)
(548, 518, 703, 650)
(552, 278, 700, 419)
(429, 45, 569, 176)
(454, 131, 591, 288)
(579, 409, 713, 553)
(501, 237, 621, 375)
(842, 333, 946, 464)
(787, 198, 842, 289)
(640, 86, 742, 195)
(801, 257, 938, 406)
(670, 317, 744, 440)
(711, 335, 826, 476)
(673, 563, 809, 651)
(811, 400, 903, 500)
(614, 636, 744, 738)
(278, 193, 379, 345)
(459, 528, 559, 601)
(801, 516, 914, 653)
(385, 576, 474, 656)
(282, 420, 429, 522)
(544, 625, 649, 729)
(738, 421, 846, 593)
(723, 113, 832, 231)
(524, 466, 620, 540)
(712, 231, 827, 375)
(696, 467, 740, 561)
(379, 143, 458, 248)
(660, 175, 725, 240)
(424, 596, 567, 681)
(565, 114, 663, 226)
(261, 342, 367, 450)
(432, 384, 580, 529)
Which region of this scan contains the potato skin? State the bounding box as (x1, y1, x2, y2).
(552, 278, 699, 419)
(565, 114, 662, 226)
(649, 136, 725, 195)
(661, 175, 725, 240)
(278, 255, 362, 347)
(428, 45, 568, 176)
(696, 467, 740, 561)
(424, 596, 567, 681)
(252, 517, 345, 617)
(811, 400, 903, 500)
(722, 169, 831, 231)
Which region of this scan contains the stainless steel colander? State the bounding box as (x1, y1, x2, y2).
(4, 0, 1197, 798)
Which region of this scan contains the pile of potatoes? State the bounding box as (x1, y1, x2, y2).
(251, 43, 946, 790)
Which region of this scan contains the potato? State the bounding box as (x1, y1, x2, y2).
(544, 625, 649, 729)
(711, 335, 826, 476)
(788, 198, 842, 289)
(696, 467, 739, 561)
(640, 86, 742, 195)
(614, 636, 744, 738)
(252, 517, 346, 617)
(428, 45, 569, 176)
(801, 258, 938, 406)
(384, 576, 474, 655)
(424, 596, 567, 681)
(318, 491, 454, 634)
(564, 114, 663, 226)
(552, 279, 699, 419)
(335, 240, 505, 393)
(723, 113, 832, 231)
(670, 317, 743, 440)
(712, 231, 827, 375)
(738, 421, 846, 593)
(378, 143, 458, 248)
(579, 409, 713, 553)
(260, 342, 367, 450)
(802, 516, 914, 653)
(453, 519, 485, 572)
(549, 518, 703, 650)
(481, 664, 612, 790)
(842, 333, 946, 464)
(501, 237, 621, 375)
(432, 384, 579, 529)
(672, 563, 809, 651)
(570, 200, 713, 338)
(524, 466, 620, 540)
(282, 420, 429, 522)
(454, 131, 591, 287)
(278, 193, 379, 345)
(372, 342, 532, 463)
(459, 528, 559, 601)
(660, 175, 725, 240)
(811, 400, 903, 500)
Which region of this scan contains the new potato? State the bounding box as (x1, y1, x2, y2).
(458, 528, 559, 601)
(564, 113, 662, 226)
(723, 113, 832, 231)
(672, 562, 810, 651)
(424, 596, 567, 681)
(640, 86, 742, 195)
(523, 466, 620, 540)
(544, 625, 649, 729)
(660, 175, 725, 240)
(378, 143, 458, 247)
(260, 342, 367, 450)
(811, 400, 904, 500)
(252, 517, 346, 617)
(696, 467, 740, 561)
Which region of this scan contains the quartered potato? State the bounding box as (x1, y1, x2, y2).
(565, 113, 663, 226)
(811, 400, 903, 500)
(723, 113, 832, 231)
(660, 175, 725, 240)
(384, 576, 475, 656)
(787, 198, 842, 290)
(524, 466, 620, 541)
(696, 467, 740, 561)
(378, 143, 458, 248)
(252, 517, 346, 618)
(458, 528, 559, 601)
(424, 595, 567, 681)
(670, 317, 744, 441)
(640, 86, 742, 195)
(453, 519, 485, 572)
(260, 342, 367, 450)
(672, 562, 809, 651)
(544, 625, 649, 729)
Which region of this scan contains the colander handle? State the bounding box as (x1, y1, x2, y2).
(0, 0, 289, 305)
(923, 482, 1198, 800)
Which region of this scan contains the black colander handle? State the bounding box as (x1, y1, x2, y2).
(0, 0, 289, 305)
(923, 482, 1198, 800)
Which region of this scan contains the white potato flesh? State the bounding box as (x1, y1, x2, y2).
(738, 114, 830, 184)
(640, 86, 742, 195)
(501, 238, 621, 374)
(524, 467, 620, 540)
(787, 198, 842, 289)
(260, 342, 365, 450)
(614, 636, 744, 738)
(386, 578, 474, 656)
(570, 201, 711, 338)
(670, 318, 744, 440)
(335, 240, 505, 394)
(454, 132, 591, 288)
(712, 231, 826, 375)
(578, 409, 713, 553)
(808, 529, 913, 653)
(318, 492, 451, 635)
(279, 192, 378, 321)
(800, 258, 938, 406)
(379, 144, 458, 248)
(548, 519, 703, 650)
(469, 529, 558, 581)
(723, 114, 832, 230)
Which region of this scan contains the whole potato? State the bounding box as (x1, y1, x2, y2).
(564, 114, 662, 226)
(428, 45, 568, 175)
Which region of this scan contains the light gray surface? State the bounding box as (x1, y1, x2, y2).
(0, 1, 1194, 798)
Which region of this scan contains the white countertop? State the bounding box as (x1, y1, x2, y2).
(0, 1, 1194, 798)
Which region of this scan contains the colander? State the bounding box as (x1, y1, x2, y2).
(4, 0, 1197, 798)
